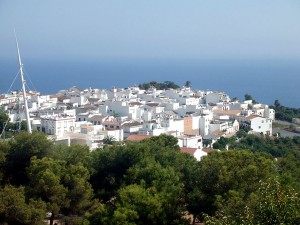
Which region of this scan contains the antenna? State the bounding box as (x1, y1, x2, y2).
(14, 31, 32, 133)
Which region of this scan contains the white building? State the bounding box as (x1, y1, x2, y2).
(178, 135, 203, 149)
(244, 115, 272, 135)
(39, 114, 76, 136)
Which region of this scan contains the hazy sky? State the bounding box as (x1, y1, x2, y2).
(1, 0, 300, 61)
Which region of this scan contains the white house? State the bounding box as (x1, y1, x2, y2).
(39, 114, 76, 137)
(244, 115, 272, 135)
(177, 135, 203, 149)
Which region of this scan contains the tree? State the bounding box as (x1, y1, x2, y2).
(138, 81, 180, 90)
(27, 157, 69, 225)
(244, 94, 253, 101)
(89, 143, 148, 201)
(187, 150, 276, 221)
(278, 150, 300, 191)
(125, 159, 184, 222)
(83, 203, 111, 225)
(184, 81, 191, 88)
(231, 97, 239, 102)
(5, 131, 54, 185)
(212, 136, 236, 150)
(244, 94, 257, 104)
(274, 99, 281, 108)
(62, 163, 98, 216)
(0, 108, 11, 139)
(49, 144, 91, 167)
(113, 184, 163, 225)
(0, 140, 10, 185)
(254, 178, 300, 224)
(103, 135, 116, 145)
(204, 177, 300, 225)
(28, 156, 97, 225)
(0, 185, 46, 225)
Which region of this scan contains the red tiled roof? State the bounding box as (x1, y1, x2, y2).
(246, 115, 261, 120)
(180, 147, 197, 155)
(126, 135, 152, 142)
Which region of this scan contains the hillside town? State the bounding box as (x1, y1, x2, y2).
(0, 85, 275, 160)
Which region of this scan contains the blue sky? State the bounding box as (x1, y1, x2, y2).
(1, 0, 300, 61)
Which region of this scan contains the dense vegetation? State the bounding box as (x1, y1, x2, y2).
(0, 107, 27, 138)
(270, 100, 300, 122)
(138, 81, 180, 90)
(1, 131, 300, 225)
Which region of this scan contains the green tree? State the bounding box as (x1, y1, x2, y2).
(83, 203, 111, 225)
(113, 184, 163, 225)
(204, 177, 300, 225)
(5, 131, 53, 185)
(184, 81, 191, 88)
(244, 94, 257, 104)
(49, 144, 91, 168)
(0, 108, 11, 139)
(254, 178, 300, 224)
(244, 94, 252, 101)
(62, 162, 97, 216)
(278, 150, 300, 191)
(138, 81, 180, 90)
(0, 140, 10, 185)
(28, 156, 97, 225)
(27, 157, 69, 225)
(212, 136, 236, 150)
(103, 135, 116, 145)
(112, 183, 187, 225)
(125, 159, 184, 223)
(274, 99, 281, 108)
(89, 143, 148, 201)
(0, 185, 46, 225)
(188, 150, 275, 221)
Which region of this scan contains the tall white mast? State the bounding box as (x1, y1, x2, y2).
(15, 35, 32, 133)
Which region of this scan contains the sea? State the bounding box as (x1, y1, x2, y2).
(1, 58, 299, 108)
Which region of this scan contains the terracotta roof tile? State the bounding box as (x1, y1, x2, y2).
(126, 135, 152, 142)
(180, 147, 197, 155)
(246, 115, 261, 120)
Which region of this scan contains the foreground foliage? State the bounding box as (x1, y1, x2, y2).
(0, 132, 300, 224)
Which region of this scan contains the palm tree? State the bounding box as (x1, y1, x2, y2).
(103, 135, 116, 145)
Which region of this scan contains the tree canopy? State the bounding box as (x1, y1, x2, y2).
(0, 132, 300, 224)
(138, 81, 180, 90)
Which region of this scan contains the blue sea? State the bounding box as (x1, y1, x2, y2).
(1, 58, 299, 108)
